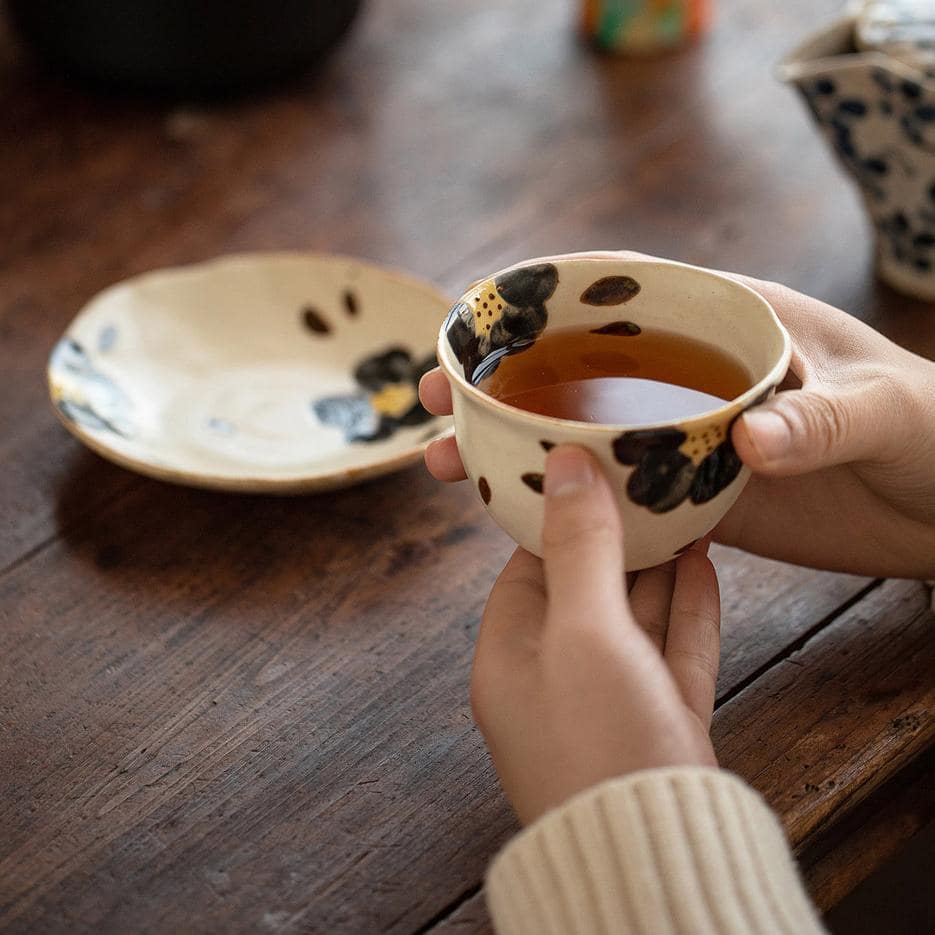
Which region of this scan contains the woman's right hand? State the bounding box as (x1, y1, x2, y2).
(420, 269, 935, 579)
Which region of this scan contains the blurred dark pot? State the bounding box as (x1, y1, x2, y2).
(6, 0, 364, 97)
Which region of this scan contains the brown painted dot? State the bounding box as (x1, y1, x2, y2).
(692, 449, 700, 457)
(474, 295, 480, 302)
(589, 320, 641, 337)
(497, 303, 503, 310)
(581, 275, 641, 306)
(488, 293, 495, 300)
(540, 440, 556, 451)
(483, 302, 488, 308)
(486, 324, 491, 330)
(478, 477, 491, 504)
(487, 310, 492, 316)
(301, 306, 331, 335)
(521, 472, 544, 493)
(343, 290, 359, 317)
(476, 311, 482, 318)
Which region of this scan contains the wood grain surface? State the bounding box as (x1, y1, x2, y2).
(802, 747, 935, 913)
(1, 0, 932, 932)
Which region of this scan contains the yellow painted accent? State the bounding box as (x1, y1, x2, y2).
(465, 278, 505, 338)
(679, 419, 728, 465)
(370, 382, 418, 419)
(49, 376, 86, 407)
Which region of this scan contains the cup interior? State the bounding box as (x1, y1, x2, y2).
(439, 256, 789, 429)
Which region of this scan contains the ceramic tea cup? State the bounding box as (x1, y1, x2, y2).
(437, 254, 792, 570)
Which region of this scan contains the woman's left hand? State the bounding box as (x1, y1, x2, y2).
(471, 446, 721, 826)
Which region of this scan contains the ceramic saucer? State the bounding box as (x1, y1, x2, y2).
(47, 253, 452, 492)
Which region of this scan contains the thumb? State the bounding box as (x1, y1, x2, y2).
(541, 446, 627, 625)
(733, 387, 873, 476)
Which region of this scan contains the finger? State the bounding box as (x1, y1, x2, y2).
(732, 386, 876, 476)
(664, 551, 721, 728)
(707, 271, 888, 373)
(478, 548, 547, 657)
(472, 549, 547, 723)
(424, 436, 467, 481)
(541, 446, 626, 628)
(627, 561, 676, 652)
(471, 549, 546, 688)
(723, 274, 845, 350)
(418, 368, 454, 415)
(719, 274, 906, 474)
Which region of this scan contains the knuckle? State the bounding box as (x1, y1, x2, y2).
(858, 367, 920, 456)
(872, 367, 915, 413)
(793, 393, 850, 453)
(674, 603, 721, 639)
(667, 646, 719, 682)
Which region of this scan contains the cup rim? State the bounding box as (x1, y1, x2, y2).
(436, 255, 793, 434)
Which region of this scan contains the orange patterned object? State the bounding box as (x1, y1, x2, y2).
(582, 0, 711, 53)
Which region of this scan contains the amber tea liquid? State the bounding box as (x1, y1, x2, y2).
(478, 324, 751, 424)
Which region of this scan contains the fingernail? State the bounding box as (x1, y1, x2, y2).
(544, 447, 595, 496)
(740, 409, 791, 463)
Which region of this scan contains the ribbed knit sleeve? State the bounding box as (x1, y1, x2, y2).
(486, 767, 826, 935)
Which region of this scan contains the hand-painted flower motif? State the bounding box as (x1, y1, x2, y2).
(313, 347, 436, 443)
(612, 393, 770, 513)
(444, 263, 559, 382)
(49, 338, 135, 437)
(613, 427, 697, 513)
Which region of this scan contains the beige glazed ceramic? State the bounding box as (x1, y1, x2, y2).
(779, 11, 935, 300)
(437, 255, 792, 570)
(48, 253, 452, 492)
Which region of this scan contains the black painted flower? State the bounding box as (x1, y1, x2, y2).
(613, 428, 696, 514)
(313, 347, 436, 443)
(445, 263, 558, 382)
(49, 338, 135, 437)
(688, 439, 744, 504)
(612, 394, 768, 514)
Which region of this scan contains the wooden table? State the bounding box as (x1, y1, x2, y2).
(2, 1, 933, 931)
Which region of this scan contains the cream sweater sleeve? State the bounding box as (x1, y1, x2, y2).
(486, 767, 826, 935)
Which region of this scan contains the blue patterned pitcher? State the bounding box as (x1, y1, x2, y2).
(780, 15, 935, 300)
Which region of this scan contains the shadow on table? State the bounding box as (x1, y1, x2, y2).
(826, 823, 935, 935)
(51, 445, 481, 598)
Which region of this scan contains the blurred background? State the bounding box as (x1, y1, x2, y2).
(1, 1, 931, 932)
